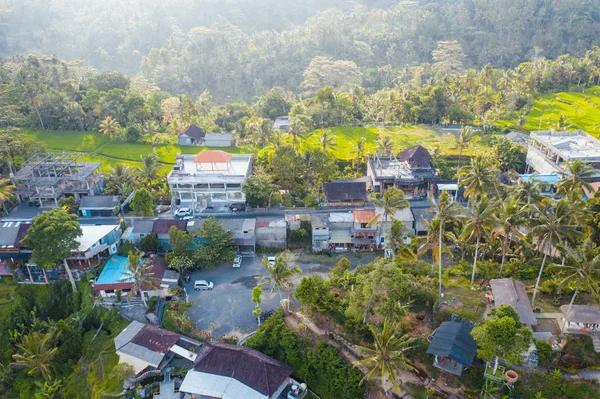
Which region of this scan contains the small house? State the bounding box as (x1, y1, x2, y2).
(204, 132, 233, 147)
(352, 209, 377, 250)
(273, 116, 290, 131)
(426, 321, 477, 377)
(79, 195, 120, 217)
(560, 305, 600, 336)
(311, 215, 329, 253)
(152, 219, 187, 251)
(490, 278, 537, 327)
(178, 124, 206, 146)
(127, 220, 155, 244)
(324, 180, 367, 206)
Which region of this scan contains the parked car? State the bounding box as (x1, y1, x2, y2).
(233, 255, 242, 268)
(267, 256, 276, 266)
(174, 208, 192, 217)
(229, 202, 246, 212)
(194, 280, 214, 290)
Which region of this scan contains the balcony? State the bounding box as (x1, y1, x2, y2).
(526, 145, 563, 174)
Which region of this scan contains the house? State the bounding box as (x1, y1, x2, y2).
(114, 321, 201, 374)
(505, 131, 531, 145)
(153, 219, 187, 251)
(323, 180, 367, 206)
(378, 207, 415, 246)
(328, 212, 354, 251)
(160, 269, 180, 296)
(79, 195, 120, 217)
(71, 224, 122, 261)
(168, 151, 252, 209)
(367, 146, 437, 198)
(311, 215, 329, 253)
(204, 132, 233, 147)
(526, 130, 600, 175)
(0, 221, 24, 260)
(12, 153, 104, 206)
(352, 209, 377, 250)
(221, 218, 256, 255)
(255, 217, 287, 249)
(180, 342, 296, 399)
(273, 116, 290, 131)
(490, 278, 537, 327)
(411, 208, 433, 235)
(426, 321, 477, 377)
(178, 124, 206, 146)
(127, 220, 155, 244)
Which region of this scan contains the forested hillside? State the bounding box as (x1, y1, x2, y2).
(1, 0, 599, 100)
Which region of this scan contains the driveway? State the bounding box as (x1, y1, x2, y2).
(184, 251, 378, 338)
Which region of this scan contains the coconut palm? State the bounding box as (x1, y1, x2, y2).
(248, 117, 273, 147)
(550, 114, 573, 132)
(368, 187, 410, 248)
(453, 126, 480, 200)
(458, 156, 500, 199)
(136, 152, 162, 188)
(386, 219, 416, 261)
(413, 218, 453, 275)
(494, 198, 529, 275)
(0, 178, 15, 203)
(508, 177, 544, 207)
(351, 137, 367, 171)
(11, 331, 58, 382)
(105, 164, 135, 196)
(260, 250, 302, 308)
(377, 135, 394, 153)
(120, 251, 157, 308)
(530, 200, 584, 306)
(318, 129, 337, 153)
(287, 116, 308, 150)
(354, 320, 417, 396)
(550, 238, 600, 333)
(98, 116, 121, 140)
(461, 196, 497, 284)
(557, 160, 595, 197)
(431, 190, 463, 297)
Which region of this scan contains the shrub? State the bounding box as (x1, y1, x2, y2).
(117, 240, 136, 256)
(139, 232, 164, 253)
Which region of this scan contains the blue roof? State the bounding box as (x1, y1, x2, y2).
(96, 255, 135, 285)
(519, 174, 559, 185)
(426, 321, 477, 373)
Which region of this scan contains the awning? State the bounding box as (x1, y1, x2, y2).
(329, 230, 352, 244)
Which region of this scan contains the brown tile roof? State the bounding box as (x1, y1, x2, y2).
(152, 219, 186, 235)
(15, 222, 31, 249)
(143, 256, 168, 290)
(490, 278, 537, 326)
(397, 145, 432, 167)
(180, 124, 206, 141)
(353, 209, 375, 224)
(131, 324, 181, 354)
(193, 342, 293, 397)
(193, 150, 233, 164)
(324, 180, 367, 202)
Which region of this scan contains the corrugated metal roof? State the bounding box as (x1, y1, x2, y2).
(426, 321, 477, 375)
(114, 321, 145, 350)
(560, 305, 600, 324)
(180, 370, 267, 399)
(330, 229, 352, 244)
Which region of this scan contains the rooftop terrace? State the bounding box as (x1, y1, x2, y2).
(530, 130, 600, 162)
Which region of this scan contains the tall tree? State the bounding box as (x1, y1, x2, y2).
(431, 190, 462, 297)
(530, 200, 583, 306)
(121, 251, 156, 307)
(11, 331, 58, 383)
(0, 178, 15, 202)
(458, 156, 499, 199)
(368, 187, 410, 248)
(452, 126, 480, 200)
(557, 160, 595, 197)
(461, 196, 497, 284)
(287, 116, 308, 150)
(413, 218, 453, 275)
(23, 208, 82, 292)
(260, 250, 302, 309)
(131, 188, 154, 216)
(386, 219, 416, 261)
(494, 198, 529, 275)
(136, 152, 162, 188)
(354, 321, 416, 396)
(318, 129, 337, 153)
(98, 116, 121, 140)
(551, 238, 600, 333)
(350, 137, 367, 171)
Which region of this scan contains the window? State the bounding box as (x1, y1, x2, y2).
(211, 183, 225, 189)
(227, 183, 241, 189)
(194, 183, 209, 189)
(212, 192, 227, 200)
(228, 191, 243, 200)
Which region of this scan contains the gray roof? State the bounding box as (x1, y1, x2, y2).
(0, 221, 21, 248)
(411, 208, 433, 233)
(490, 278, 537, 326)
(560, 305, 600, 324)
(114, 320, 145, 350)
(79, 195, 119, 209)
(119, 341, 166, 367)
(163, 270, 180, 280)
(426, 321, 477, 375)
(132, 220, 156, 235)
(505, 132, 531, 145)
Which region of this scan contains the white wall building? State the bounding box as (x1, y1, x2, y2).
(168, 150, 252, 210)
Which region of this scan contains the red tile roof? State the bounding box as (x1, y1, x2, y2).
(144, 256, 168, 290)
(193, 342, 293, 397)
(193, 150, 233, 164)
(353, 209, 375, 223)
(152, 219, 186, 235)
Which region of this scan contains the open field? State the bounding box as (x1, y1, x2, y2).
(17, 125, 491, 171)
(497, 86, 600, 136)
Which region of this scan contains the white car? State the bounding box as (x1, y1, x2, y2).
(233, 255, 242, 268)
(175, 208, 192, 217)
(194, 280, 214, 290)
(267, 256, 276, 266)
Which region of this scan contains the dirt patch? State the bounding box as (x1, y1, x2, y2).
(231, 275, 262, 288)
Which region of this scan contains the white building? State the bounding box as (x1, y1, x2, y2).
(526, 130, 600, 175)
(168, 150, 252, 209)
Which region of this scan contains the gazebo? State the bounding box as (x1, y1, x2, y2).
(193, 150, 233, 172)
(426, 321, 478, 377)
(560, 305, 600, 333)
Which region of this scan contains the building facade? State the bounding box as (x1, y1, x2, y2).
(168, 150, 252, 210)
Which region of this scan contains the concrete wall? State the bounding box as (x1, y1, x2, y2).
(256, 226, 287, 249)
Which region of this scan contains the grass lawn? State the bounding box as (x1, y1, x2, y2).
(498, 86, 600, 136)
(20, 128, 110, 152)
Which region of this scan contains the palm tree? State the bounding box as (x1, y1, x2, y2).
(386, 219, 416, 261)
(142, 120, 161, 135)
(461, 196, 497, 284)
(509, 177, 544, 207)
(550, 238, 600, 333)
(260, 251, 302, 309)
(105, 164, 135, 196)
(318, 129, 337, 153)
(550, 114, 573, 132)
(431, 190, 462, 297)
(354, 321, 417, 396)
(288, 116, 308, 150)
(557, 160, 595, 197)
(248, 117, 273, 147)
(413, 218, 453, 275)
(120, 251, 157, 308)
(377, 135, 394, 153)
(530, 200, 584, 306)
(458, 156, 500, 199)
(0, 179, 15, 208)
(351, 137, 367, 171)
(98, 116, 121, 140)
(137, 153, 162, 188)
(11, 331, 58, 382)
(368, 187, 410, 248)
(494, 198, 529, 275)
(453, 126, 480, 200)
(266, 131, 286, 151)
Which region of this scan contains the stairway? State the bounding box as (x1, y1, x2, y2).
(591, 335, 600, 353)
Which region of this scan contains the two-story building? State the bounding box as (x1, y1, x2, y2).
(168, 150, 252, 211)
(12, 153, 105, 206)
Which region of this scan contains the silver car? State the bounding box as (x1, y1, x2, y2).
(194, 280, 214, 290)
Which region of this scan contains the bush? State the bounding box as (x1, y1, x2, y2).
(117, 240, 136, 256)
(475, 260, 501, 280)
(139, 232, 164, 253)
(534, 338, 554, 367)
